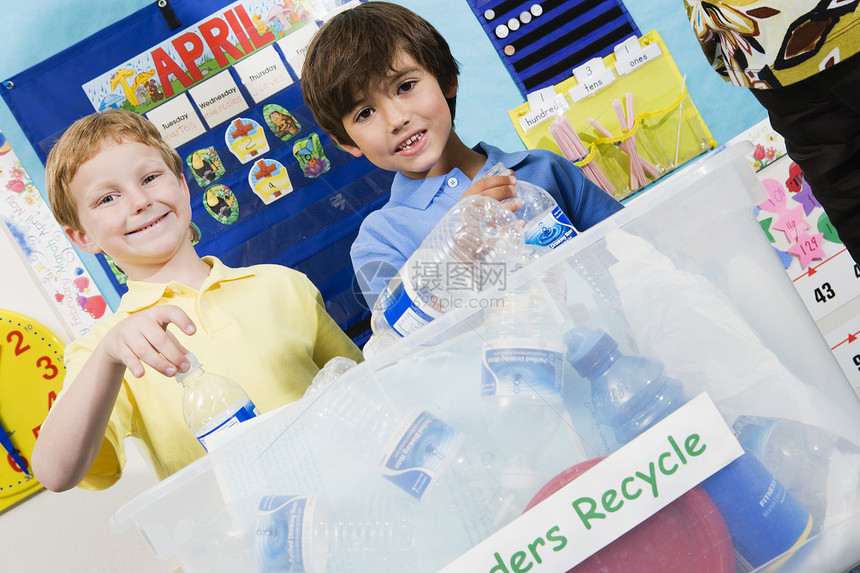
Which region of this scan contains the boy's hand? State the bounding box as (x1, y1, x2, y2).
(101, 305, 196, 378)
(462, 174, 523, 212)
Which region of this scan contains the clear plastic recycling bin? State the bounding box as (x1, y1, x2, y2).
(111, 144, 860, 573)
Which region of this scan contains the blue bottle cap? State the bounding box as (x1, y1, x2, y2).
(564, 325, 618, 378)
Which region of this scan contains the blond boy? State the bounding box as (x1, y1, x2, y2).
(33, 109, 362, 491)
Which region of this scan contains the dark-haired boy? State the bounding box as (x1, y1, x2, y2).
(302, 1, 622, 306)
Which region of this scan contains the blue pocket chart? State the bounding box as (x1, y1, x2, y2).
(0, 0, 388, 346)
(467, 0, 640, 96)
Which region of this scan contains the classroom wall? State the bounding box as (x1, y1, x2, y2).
(0, 1, 766, 571)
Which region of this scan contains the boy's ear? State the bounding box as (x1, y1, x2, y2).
(334, 139, 364, 159)
(445, 75, 459, 99)
(64, 227, 102, 255)
(179, 173, 191, 198)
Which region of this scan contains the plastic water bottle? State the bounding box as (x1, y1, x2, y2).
(303, 358, 499, 560)
(564, 325, 813, 571)
(484, 162, 578, 249)
(480, 281, 566, 464)
(256, 494, 415, 572)
(733, 415, 860, 527)
(366, 195, 523, 354)
(480, 274, 566, 525)
(175, 353, 259, 452)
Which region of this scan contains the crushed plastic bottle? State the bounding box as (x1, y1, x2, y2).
(366, 195, 523, 355)
(303, 357, 500, 564)
(484, 162, 578, 249)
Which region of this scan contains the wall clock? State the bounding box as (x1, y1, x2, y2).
(0, 309, 66, 512)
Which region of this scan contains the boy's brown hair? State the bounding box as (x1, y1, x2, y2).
(301, 1, 460, 147)
(46, 109, 184, 232)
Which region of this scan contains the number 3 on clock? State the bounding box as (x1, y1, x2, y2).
(0, 309, 66, 512)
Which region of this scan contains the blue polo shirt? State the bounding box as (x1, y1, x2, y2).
(351, 142, 623, 306)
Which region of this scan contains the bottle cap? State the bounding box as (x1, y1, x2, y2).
(174, 352, 201, 383)
(564, 325, 617, 378)
(484, 162, 512, 178)
(308, 356, 356, 393)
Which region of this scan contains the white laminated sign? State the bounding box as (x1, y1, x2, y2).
(440, 392, 743, 572)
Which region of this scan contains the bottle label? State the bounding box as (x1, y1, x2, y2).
(379, 409, 463, 500)
(256, 495, 318, 572)
(481, 338, 564, 397)
(524, 206, 576, 249)
(381, 279, 443, 337)
(701, 452, 812, 569)
(196, 400, 259, 451)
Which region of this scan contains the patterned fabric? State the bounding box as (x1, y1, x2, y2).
(685, 0, 860, 88)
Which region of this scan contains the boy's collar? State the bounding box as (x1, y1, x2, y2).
(390, 142, 530, 210)
(117, 257, 254, 312)
(474, 142, 530, 176)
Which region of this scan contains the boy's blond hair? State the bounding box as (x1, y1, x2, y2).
(301, 1, 459, 147)
(46, 109, 184, 232)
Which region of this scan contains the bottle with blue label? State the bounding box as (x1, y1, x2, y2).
(303, 357, 499, 561)
(480, 273, 567, 526)
(733, 415, 860, 529)
(564, 325, 814, 571)
(366, 195, 523, 355)
(175, 352, 259, 452)
(255, 494, 415, 572)
(484, 162, 578, 249)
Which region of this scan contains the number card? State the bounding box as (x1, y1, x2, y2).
(568, 58, 616, 102)
(791, 247, 860, 322)
(825, 315, 860, 397)
(613, 35, 662, 75)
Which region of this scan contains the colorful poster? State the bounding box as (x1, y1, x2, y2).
(0, 132, 108, 338)
(81, 0, 317, 114)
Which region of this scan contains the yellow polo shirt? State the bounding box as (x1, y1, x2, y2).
(60, 257, 363, 489)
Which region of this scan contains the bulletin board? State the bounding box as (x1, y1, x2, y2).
(0, 0, 389, 346)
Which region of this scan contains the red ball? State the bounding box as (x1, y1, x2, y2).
(523, 458, 735, 573)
